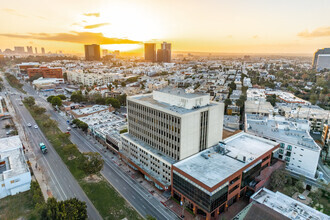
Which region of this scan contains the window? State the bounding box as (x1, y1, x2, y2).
(287, 145, 292, 151)
(279, 149, 284, 154)
(285, 157, 290, 162)
(280, 143, 285, 148)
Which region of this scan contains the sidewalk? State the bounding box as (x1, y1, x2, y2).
(3, 93, 51, 201)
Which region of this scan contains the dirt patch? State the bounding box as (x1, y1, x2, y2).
(83, 174, 102, 183)
(68, 156, 76, 160)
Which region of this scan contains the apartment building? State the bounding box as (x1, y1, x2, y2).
(66, 70, 113, 86)
(276, 103, 329, 132)
(245, 114, 321, 179)
(0, 136, 31, 199)
(120, 88, 224, 190)
(172, 132, 279, 219)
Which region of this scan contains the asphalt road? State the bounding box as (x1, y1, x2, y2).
(23, 84, 179, 220)
(2, 78, 102, 219)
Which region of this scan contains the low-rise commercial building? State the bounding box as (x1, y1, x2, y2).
(245, 114, 321, 179)
(27, 66, 63, 79)
(0, 136, 31, 199)
(172, 132, 279, 219)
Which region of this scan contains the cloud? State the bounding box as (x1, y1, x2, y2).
(298, 27, 330, 38)
(3, 8, 47, 20)
(252, 35, 258, 39)
(0, 32, 141, 45)
(83, 13, 100, 17)
(2, 8, 27, 17)
(84, 23, 110, 29)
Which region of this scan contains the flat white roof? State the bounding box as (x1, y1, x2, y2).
(0, 136, 30, 181)
(251, 188, 329, 220)
(173, 132, 277, 190)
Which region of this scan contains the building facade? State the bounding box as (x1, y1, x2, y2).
(312, 48, 330, 69)
(157, 42, 171, 63)
(245, 114, 321, 179)
(172, 132, 279, 219)
(27, 66, 63, 79)
(144, 43, 156, 62)
(84, 44, 101, 61)
(120, 88, 224, 190)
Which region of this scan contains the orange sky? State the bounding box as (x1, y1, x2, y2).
(0, 0, 329, 55)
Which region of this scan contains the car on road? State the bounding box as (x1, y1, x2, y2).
(27, 123, 32, 127)
(19, 103, 23, 106)
(67, 127, 71, 131)
(34, 125, 38, 129)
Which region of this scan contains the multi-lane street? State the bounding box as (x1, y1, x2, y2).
(1, 75, 102, 220)
(23, 83, 178, 220)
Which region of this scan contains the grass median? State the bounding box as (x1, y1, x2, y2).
(4, 73, 27, 94)
(24, 102, 143, 220)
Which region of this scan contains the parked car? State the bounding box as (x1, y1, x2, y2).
(67, 127, 71, 131)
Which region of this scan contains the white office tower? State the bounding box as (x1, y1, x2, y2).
(120, 88, 224, 190)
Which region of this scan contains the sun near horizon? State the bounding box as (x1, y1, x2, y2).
(0, 0, 329, 55)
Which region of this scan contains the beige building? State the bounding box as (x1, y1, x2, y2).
(120, 88, 224, 190)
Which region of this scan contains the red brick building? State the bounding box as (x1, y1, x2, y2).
(172, 133, 280, 220)
(27, 66, 63, 78)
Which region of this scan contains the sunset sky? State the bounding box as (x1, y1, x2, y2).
(1, 0, 329, 55)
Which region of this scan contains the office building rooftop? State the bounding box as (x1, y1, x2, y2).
(246, 114, 320, 151)
(131, 88, 218, 115)
(0, 136, 29, 181)
(173, 132, 278, 189)
(251, 188, 329, 220)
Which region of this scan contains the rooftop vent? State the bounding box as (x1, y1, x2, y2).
(201, 153, 209, 159)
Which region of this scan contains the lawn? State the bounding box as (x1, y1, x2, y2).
(24, 102, 142, 220)
(0, 181, 44, 220)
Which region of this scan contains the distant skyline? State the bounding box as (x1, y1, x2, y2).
(0, 0, 329, 55)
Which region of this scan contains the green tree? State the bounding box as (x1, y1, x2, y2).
(270, 169, 291, 190)
(266, 94, 277, 106)
(117, 94, 127, 106)
(105, 97, 121, 109)
(24, 96, 35, 107)
(309, 93, 318, 105)
(70, 91, 84, 103)
(32, 106, 46, 115)
(63, 72, 68, 81)
(236, 99, 244, 108)
(224, 98, 232, 106)
(229, 81, 236, 90)
(51, 96, 62, 107)
(80, 152, 104, 175)
(121, 81, 126, 87)
(57, 94, 66, 100)
(47, 95, 55, 103)
(40, 197, 87, 220)
(79, 122, 88, 132)
(120, 128, 128, 134)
